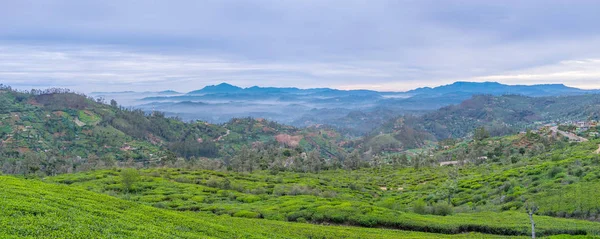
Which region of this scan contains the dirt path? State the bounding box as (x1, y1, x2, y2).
(550, 126, 588, 142)
(214, 130, 230, 142)
(595, 144, 600, 154)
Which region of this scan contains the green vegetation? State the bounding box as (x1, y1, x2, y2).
(2, 85, 600, 238)
(1, 175, 520, 238)
(367, 94, 600, 154)
(47, 140, 600, 237)
(0, 88, 349, 175)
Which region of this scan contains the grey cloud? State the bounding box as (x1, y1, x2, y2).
(1, 0, 600, 91)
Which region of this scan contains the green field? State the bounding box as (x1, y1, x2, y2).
(39, 139, 600, 238)
(1, 175, 526, 239)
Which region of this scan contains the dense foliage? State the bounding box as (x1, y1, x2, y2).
(365, 94, 600, 155)
(0, 88, 349, 175)
(47, 138, 600, 237)
(3, 175, 513, 239)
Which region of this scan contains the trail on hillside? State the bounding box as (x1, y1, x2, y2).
(549, 126, 588, 142)
(215, 130, 230, 142)
(595, 144, 600, 154)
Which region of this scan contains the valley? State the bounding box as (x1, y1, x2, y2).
(91, 82, 600, 136)
(1, 83, 600, 238)
(5, 2, 600, 238)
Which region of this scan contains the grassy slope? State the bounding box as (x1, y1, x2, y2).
(45, 140, 600, 237)
(0, 175, 518, 239)
(0, 91, 346, 163)
(46, 168, 600, 237)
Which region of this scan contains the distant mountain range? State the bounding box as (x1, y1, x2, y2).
(407, 81, 595, 97)
(89, 81, 600, 135)
(93, 81, 599, 97)
(186, 81, 599, 96)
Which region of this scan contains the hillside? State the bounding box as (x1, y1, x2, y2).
(95, 81, 600, 133)
(0, 88, 349, 175)
(44, 136, 600, 237)
(3, 85, 600, 238)
(1, 175, 508, 239)
(365, 94, 600, 154)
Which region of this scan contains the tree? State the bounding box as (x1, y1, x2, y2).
(0, 95, 13, 113)
(162, 151, 177, 166)
(121, 168, 140, 192)
(525, 202, 539, 239)
(473, 127, 490, 141)
(110, 99, 118, 108)
(344, 149, 361, 170)
(442, 167, 459, 205)
(22, 152, 42, 176)
(306, 150, 324, 172)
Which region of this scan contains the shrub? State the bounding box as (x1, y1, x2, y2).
(320, 191, 337, 198)
(205, 177, 221, 188)
(237, 195, 262, 203)
(413, 201, 429, 215)
(554, 172, 567, 179)
(121, 168, 140, 192)
(432, 202, 453, 216)
(233, 210, 261, 218)
(548, 166, 563, 178)
(174, 176, 191, 183)
(190, 196, 205, 203)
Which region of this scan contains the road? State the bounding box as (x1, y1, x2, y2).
(549, 126, 589, 142)
(214, 130, 230, 142)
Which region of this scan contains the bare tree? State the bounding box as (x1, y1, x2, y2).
(525, 202, 539, 239)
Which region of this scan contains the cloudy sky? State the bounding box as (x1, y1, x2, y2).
(1, 0, 600, 92)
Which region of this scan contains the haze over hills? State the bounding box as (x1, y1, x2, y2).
(3, 83, 600, 238)
(90, 81, 600, 135)
(7, 1, 600, 238)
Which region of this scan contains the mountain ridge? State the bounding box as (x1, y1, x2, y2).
(183, 81, 599, 95)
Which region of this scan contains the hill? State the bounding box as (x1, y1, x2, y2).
(0, 87, 348, 176)
(99, 81, 600, 134)
(1, 175, 506, 238)
(45, 136, 600, 237)
(365, 94, 600, 154)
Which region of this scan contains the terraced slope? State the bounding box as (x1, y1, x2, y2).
(0, 176, 518, 239)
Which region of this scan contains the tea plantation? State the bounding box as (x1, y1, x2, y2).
(1, 175, 525, 239)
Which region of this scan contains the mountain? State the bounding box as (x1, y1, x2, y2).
(186, 81, 599, 97)
(91, 90, 181, 95)
(187, 83, 243, 95)
(157, 90, 182, 94)
(407, 81, 595, 97)
(110, 81, 600, 136)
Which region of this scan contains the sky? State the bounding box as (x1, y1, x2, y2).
(1, 0, 600, 93)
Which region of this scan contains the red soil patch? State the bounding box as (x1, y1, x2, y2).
(275, 134, 303, 147)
